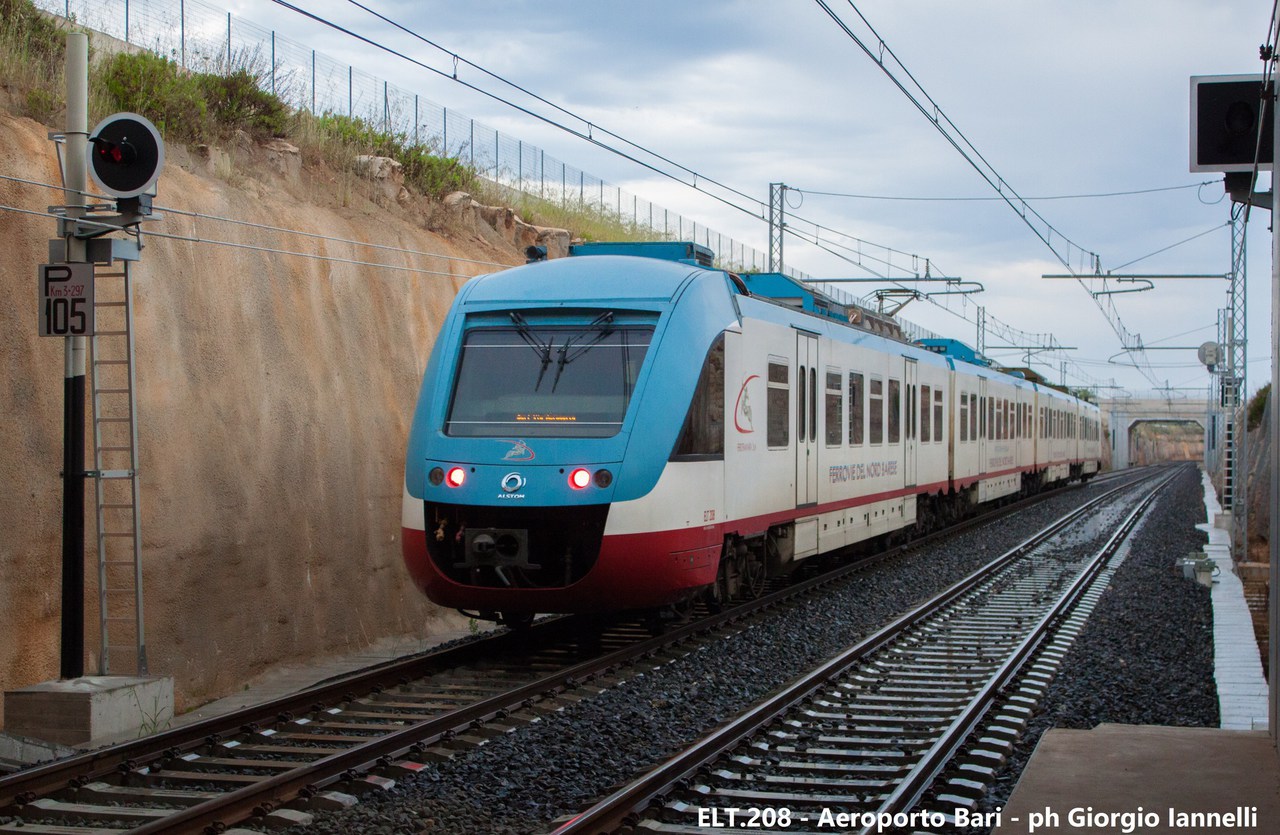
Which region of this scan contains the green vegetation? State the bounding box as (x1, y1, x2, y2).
(296, 112, 477, 199)
(480, 185, 655, 243)
(1247, 383, 1270, 431)
(0, 0, 67, 122)
(0, 0, 659, 242)
(99, 52, 208, 139)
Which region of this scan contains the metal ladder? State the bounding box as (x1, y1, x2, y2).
(90, 260, 147, 676)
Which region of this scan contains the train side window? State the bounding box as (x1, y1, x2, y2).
(934, 389, 943, 443)
(849, 372, 864, 446)
(672, 334, 725, 458)
(920, 385, 932, 443)
(798, 365, 807, 444)
(970, 393, 977, 441)
(888, 379, 901, 444)
(810, 367, 818, 444)
(869, 377, 884, 444)
(979, 395, 986, 439)
(959, 393, 968, 442)
(767, 360, 789, 449)
(825, 371, 843, 446)
(987, 397, 994, 440)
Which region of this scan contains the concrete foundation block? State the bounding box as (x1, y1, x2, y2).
(3, 676, 174, 746)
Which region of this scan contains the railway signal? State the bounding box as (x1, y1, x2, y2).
(88, 112, 164, 199)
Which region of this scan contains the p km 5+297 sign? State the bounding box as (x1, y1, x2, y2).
(38, 263, 94, 337)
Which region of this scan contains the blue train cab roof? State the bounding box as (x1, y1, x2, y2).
(458, 252, 709, 309)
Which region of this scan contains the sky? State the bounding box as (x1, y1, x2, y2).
(235, 0, 1276, 400)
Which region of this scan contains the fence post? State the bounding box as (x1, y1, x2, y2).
(414, 96, 419, 147)
(441, 106, 446, 154)
(579, 171, 584, 208)
(226, 12, 231, 71)
(311, 50, 316, 113)
(383, 81, 389, 136)
(348, 66, 353, 117)
(540, 149, 545, 199)
(125, 0, 129, 44)
(271, 31, 276, 96)
(518, 140, 522, 189)
(180, 0, 185, 68)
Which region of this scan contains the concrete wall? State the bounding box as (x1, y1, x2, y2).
(0, 110, 521, 724)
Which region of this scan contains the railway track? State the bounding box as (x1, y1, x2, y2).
(551, 467, 1178, 834)
(0, 472, 1147, 835)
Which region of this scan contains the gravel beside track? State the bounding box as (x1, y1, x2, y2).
(979, 464, 1218, 820)
(277, 474, 1170, 835)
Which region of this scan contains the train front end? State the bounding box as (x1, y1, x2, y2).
(401, 249, 730, 618)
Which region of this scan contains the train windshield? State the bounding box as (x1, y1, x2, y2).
(446, 320, 654, 437)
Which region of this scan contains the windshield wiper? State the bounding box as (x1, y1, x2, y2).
(551, 311, 615, 392)
(509, 312, 553, 390)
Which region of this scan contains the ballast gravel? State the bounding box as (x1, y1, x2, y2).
(978, 464, 1218, 824)
(272, 468, 1213, 835)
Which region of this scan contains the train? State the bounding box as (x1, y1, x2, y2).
(401, 241, 1103, 624)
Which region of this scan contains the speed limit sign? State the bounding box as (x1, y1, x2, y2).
(38, 263, 94, 337)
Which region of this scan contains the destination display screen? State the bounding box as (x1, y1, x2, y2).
(446, 323, 653, 438)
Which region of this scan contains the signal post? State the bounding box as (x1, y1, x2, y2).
(2, 33, 173, 747)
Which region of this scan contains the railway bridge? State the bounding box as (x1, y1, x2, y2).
(1096, 395, 1213, 469)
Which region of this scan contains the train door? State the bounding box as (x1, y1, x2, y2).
(903, 358, 917, 487)
(796, 332, 818, 507)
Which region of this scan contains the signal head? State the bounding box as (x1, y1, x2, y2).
(88, 112, 165, 198)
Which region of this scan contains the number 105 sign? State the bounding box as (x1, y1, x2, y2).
(38, 263, 94, 337)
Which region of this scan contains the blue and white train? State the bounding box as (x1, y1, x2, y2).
(401, 242, 1102, 622)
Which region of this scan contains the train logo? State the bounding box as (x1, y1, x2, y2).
(499, 472, 527, 498)
(500, 440, 535, 461)
(734, 374, 758, 434)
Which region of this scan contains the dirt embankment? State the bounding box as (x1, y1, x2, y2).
(0, 110, 525, 724)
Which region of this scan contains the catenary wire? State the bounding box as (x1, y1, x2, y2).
(0, 202, 477, 279)
(793, 181, 1218, 202)
(0, 171, 511, 269)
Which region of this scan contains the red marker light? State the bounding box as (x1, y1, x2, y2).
(569, 468, 592, 489)
(446, 467, 467, 488)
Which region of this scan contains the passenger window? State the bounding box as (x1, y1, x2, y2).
(888, 379, 901, 444)
(809, 367, 817, 444)
(920, 385, 932, 443)
(933, 389, 943, 443)
(672, 334, 725, 457)
(970, 393, 977, 441)
(849, 373, 864, 446)
(798, 365, 807, 444)
(959, 393, 968, 443)
(825, 371, 843, 446)
(767, 361, 789, 448)
(869, 377, 884, 444)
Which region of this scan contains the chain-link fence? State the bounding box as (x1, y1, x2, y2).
(41, 0, 804, 278)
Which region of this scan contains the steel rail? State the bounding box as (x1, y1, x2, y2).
(1, 473, 1129, 832)
(860, 466, 1181, 830)
(550, 469, 1168, 834)
(0, 614, 582, 808)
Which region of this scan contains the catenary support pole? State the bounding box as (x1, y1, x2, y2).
(1269, 40, 1280, 746)
(60, 32, 88, 680)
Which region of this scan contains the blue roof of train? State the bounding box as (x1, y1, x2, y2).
(460, 254, 702, 307)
